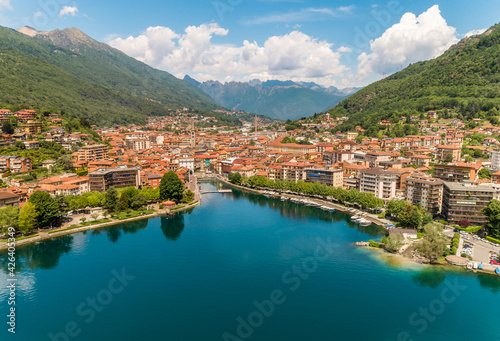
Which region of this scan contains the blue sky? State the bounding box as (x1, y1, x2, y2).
(1, 0, 499, 87)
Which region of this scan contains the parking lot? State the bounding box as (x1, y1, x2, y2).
(459, 232, 500, 264)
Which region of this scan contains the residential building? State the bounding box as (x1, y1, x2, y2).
(0, 156, 32, 173)
(364, 151, 391, 168)
(125, 137, 150, 151)
(436, 145, 461, 162)
(78, 144, 109, 162)
(405, 175, 444, 215)
(89, 166, 141, 192)
(0, 191, 20, 207)
(358, 168, 399, 200)
(305, 168, 343, 188)
(22, 121, 43, 134)
(490, 150, 500, 171)
(433, 163, 480, 183)
(442, 181, 499, 225)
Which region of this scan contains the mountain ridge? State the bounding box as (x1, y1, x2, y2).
(185, 76, 361, 120)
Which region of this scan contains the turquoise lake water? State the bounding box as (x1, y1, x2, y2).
(1, 182, 499, 341)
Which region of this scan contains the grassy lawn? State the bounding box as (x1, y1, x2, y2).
(1, 234, 39, 242)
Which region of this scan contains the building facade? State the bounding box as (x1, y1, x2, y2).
(305, 168, 343, 188)
(79, 144, 109, 162)
(442, 182, 498, 225)
(405, 175, 444, 215)
(358, 168, 398, 200)
(89, 166, 141, 192)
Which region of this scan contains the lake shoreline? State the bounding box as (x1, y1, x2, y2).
(0, 200, 201, 251)
(216, 177, 500, 277)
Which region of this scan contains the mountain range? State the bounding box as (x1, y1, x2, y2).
(0, 25, 226, 126)
(184, 76, 360, 120)
(325, 23, 500, 134)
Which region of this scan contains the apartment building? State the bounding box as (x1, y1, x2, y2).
(305, 168, 343, 188)
(0, 156, 32, 173)
(125, 137, 150, 151)
(436, 145, 461, 162)
(490, 150, 500, 171)
(89, 166, 141, 192)
(358, 168, 398, 200)
(364, 151, 391, 168)
(323, 150, 354, 165)
(433, 163, 480, 183)
(22, 121, 43, 134)
(78, 144, 109, 162)
(405, 175, 444, 215)
(442, 181, 499, 225)
(280, 161, 311, 182)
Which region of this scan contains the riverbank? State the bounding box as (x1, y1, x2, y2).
(0, 200, 201, 251)
(217, 177, 391, 228)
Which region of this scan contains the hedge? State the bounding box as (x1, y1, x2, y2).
(486, 236, 500, 245)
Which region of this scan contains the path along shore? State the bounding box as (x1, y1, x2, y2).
(0, 201, 201, 251)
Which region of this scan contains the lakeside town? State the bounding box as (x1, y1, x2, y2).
(1, 107, 500, 273)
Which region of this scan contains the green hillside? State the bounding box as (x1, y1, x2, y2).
(0, 26, 223, 126)
(326, 23, 500, 134)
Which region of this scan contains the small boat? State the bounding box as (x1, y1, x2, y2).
(478, 263, 483, 270)
(467, 262, 473, 270)
(496, 268, 500, 275)
(351, 215, 362, 222)
(358, 218, 371, 226)
(473, 262, 478, 269)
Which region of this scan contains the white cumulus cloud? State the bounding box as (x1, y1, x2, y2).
(109, 24, 349, 87)
(464, 28, 487, 37)
(0, 0, 12, 11)
(59, 5, 78, 17)
(356, 5, 459, 79)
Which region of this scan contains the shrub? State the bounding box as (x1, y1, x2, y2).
(461, 253, 468, 258)
(486, 236, 500, 245)
(369, 240, 382, 248)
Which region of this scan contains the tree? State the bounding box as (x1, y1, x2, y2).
(420, 223, 449, 263)
(384, 233, 404, 252)
(131, 193, 147, 210)
(2, 121, 13, 134)
(80, 217, 87, 224)
(18, 202, 38, 234)
(119, 194, 129, 211)
(228, 172, 242, 185)
(482, 199, 500, 238)
(103, 187, 119, 212)
(29, 191, 60, 228)
(386, 200, 409, 218)
(0, 206, 19, 234)
(181, 189, 195, 203)
(159, 171, 185, 201)
(478, 168, 491, 179)
(57, 155, 74, 170)
(90, 213, 99, 221)
(444, 153, 454, 163)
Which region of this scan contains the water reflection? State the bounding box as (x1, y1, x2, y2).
(161, 214, 185, 241)
(0, 235, 73, 272)
(412, 269, 447, 288)
(102, 219, 149, 243)
(229, 187, 385, 237)
(477, 273, 500, 293)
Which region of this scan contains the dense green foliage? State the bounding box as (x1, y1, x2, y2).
(420, 223, 449, 263)
(482, 199, 500, 238)
(159, 171, 185, 202)
(243, 175, 384, 209)
(228, 172, 242, 185)
(28, 190, 59, 227)
(326, 24, 500, 131)
(0, 26, 225, 126)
